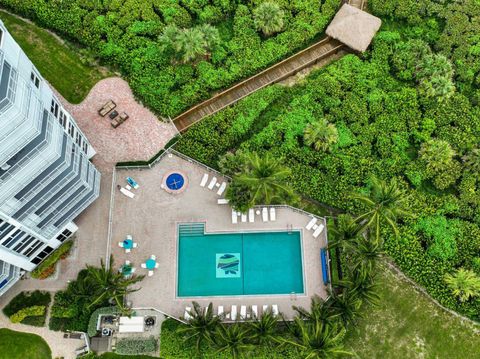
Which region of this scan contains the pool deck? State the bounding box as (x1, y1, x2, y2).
(111, 152, 329, 320)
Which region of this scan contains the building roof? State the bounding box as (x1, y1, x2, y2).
(326, 4, 382, 53)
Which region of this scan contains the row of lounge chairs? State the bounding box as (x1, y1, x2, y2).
(306, 216, 325, 238)
(232, 207, 276, 224)
(184, 304, 279, 321)
(200, 173, 227, 195)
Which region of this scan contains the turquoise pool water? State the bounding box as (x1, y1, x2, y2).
(177, 224, 304, 297)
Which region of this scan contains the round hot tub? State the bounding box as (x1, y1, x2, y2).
(162, 171, 188, 194)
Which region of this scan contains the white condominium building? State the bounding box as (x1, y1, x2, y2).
(0, 21, 100, 295)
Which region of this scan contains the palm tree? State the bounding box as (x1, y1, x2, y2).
(248, 311, 281, 346)
(177, 27, 207, 63)
(339, 270, 380, 307)
(344, 234, 384, 274)
(177, 302, 223, 352)
(352, 176, 410, 242)
(328, 288, 362, 327)
(214, 323, 254, 359)
(85, 255, 144, 311)
(304, 119, 339, 152)
(232, 152, 294, 207)
(444, 268, 480, 302)
(328, 214, 361, 250)
(253, 2, 285, 36)
(281, 319, 351, 358)
(462, 147, 480, 173)
(418, 139, 455, 173)
(293, 295, 338, 325)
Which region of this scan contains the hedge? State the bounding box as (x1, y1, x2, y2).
(115, 336, 157, 355)
(30, 240, 74, 279)
(87, 306, 120, 337)
(3, 291, 51, 317)
(10, 306, 45, 323)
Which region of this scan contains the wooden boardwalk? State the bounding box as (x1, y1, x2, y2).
(173, 0, 366, 132)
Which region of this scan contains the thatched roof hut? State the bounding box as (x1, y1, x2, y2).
(326, 4, 382, 53)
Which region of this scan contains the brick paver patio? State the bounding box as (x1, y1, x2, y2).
(54, 77, 177, 170)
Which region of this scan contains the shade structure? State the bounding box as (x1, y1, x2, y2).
(326, 4, 382, 52)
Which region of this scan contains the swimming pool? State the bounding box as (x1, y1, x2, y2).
(177, 224, 304, 297)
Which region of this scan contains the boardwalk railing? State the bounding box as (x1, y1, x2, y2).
(173, 37, 344, 131)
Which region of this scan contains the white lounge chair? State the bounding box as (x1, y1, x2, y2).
(217, 306, 224, 317)
(251, 305, 258, 318)
(133, 242, 138, 248)
(184, 307, 192, 320)
(262, 305, 269, 314)
(232, 210, 238, 224)
(208, 177, 217, 190)
(306, 217, 317, 230)
(118, 242, 123, 247)
(130, 268, 136, 273)
(120, 187, 135, 198)
(155, 263, 159, 269)
(248, 209, 255, 223)
(200, 173, 208, 187)
(141, 263, 146, 269)
(125, 260, 131, 265)
(241, 213, 247, 222)
(270, 207, 276, 221)
(125, 248, 131, 253)
(262, 208, 268, 222)
(272, 305, 279, 317)
(126, 185, 132, 191)
(151, 254, 156, 260)
(126, 234, 133, 240)
(217, 198, 229, 204)
(148, 270, 154, 277)
(217, 182, 227, 195)
(313, 224, 325, 238)
(240, 306, 247, 320)
(231, 305, 237, 321)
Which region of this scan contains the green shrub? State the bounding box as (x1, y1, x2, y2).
(87, 306, 120, 337)
(10, 306, 45, 323)
(3, 291, 50, 317)
(116, 337, 157, 355)
(31, 240, 74, 279)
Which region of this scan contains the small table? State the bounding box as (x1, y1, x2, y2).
(120, 264, 133, 276)
(123, 239, 133, 249)
(146, 259, 156, 270)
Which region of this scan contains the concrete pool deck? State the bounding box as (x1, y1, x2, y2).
(111, 152, 329, 320)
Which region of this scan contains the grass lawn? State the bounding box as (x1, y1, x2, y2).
(344, 265, 480, 358)
(0, 10, 109, 103)
(0, 328, 51, 359)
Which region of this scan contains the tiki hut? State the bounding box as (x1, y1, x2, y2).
(326, 4, 382, 53)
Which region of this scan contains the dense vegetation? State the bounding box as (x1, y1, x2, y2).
(0, 329, 51, 359)
(174, 0, 480, 320)
(0, 0, 339, 116)
(3, 291, 50, 327)
(49, 256, 143, 332)
(0, 10, 108, 103)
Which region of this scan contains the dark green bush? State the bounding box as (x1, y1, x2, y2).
(3, 291, 51, 317)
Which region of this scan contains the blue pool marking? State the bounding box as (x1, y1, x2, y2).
(166, 173, 185, 190)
